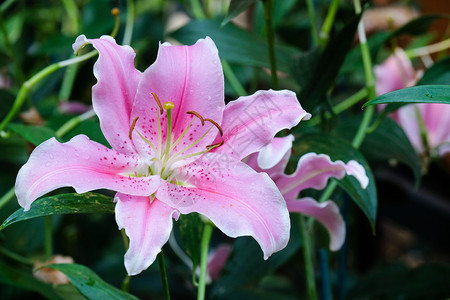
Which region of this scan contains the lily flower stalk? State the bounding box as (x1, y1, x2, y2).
(15, 36, 311, 275)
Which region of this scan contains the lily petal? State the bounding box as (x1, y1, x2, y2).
(15, 135, 160, 211)
(287, 198, 345, 251)
(131, 37, 224, 158)
(213, 90, 310, 160)
(156, 153, 290, 259)
(245, 135, 294, 180)
(277, 153, 368, 202)
(418, 103, 450, 152)
(115, 193, 179, 275)
(73, 35, 142, 155)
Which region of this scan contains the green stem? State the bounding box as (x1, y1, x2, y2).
(319, 0, 340, 48)
(61, 0, 80, 35)
(0, 50, 97, 133)
(0, 9, 25, 84)
(221, 60, 247, 96)
(263, 0, 279, 89)
(0, 186, 15, 211)
(59, 62, 79, 101)
(299, 215, 318, 300)
(308, 87, 368, 126)
(190, 0, 206, 19)
(306, 0, 320, 47)
(197, 223, 213, 300)
(158, 251, 171, 300)
(406, 37, 450, 58)
(120, 229, 131, 292)
(44, 216, 53, 259)
(55, 110, 96, 138)
(317, 0, 375, 203)
(0, 246, 34, 265)
(122, 0, 135, 45)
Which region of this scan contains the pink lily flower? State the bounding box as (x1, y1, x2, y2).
(245, 135, 369, 251)
(374, 48, 421, 96)
(15, 36, 311, 275)
(374, 48, 450, 157)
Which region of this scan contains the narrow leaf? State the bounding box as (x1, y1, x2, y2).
(170, 19, 300, 73)
(296, 13, 361, 111)
(363, 85, 450, 109)
(222, 0, 259, 27)
(47, 264, 138, 300)
(8, 123, 57, 146)
(0, 193, 115, 231)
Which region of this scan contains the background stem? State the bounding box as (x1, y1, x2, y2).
(158, 251, 171, 300)
(197, 223, 213, 300)
(263, 0, 279, 89)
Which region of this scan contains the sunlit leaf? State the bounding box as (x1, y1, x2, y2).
(0, 193, 114, 231)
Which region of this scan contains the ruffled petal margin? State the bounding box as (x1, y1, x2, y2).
(15, 135, 160, 211)
(156, 153, 290, 259)
(213, 90, 310, 160)
(287, 198, 345, 251)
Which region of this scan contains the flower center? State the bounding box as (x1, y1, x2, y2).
(129, 92, 223, 181)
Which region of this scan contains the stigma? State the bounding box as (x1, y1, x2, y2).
(128, 92, 223, 180)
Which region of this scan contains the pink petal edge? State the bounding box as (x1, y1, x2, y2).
(115, 193, 179, 275)
(155, 153, 290, 259)
(15, 135, 160, 211)
(287, 198, 345, 251)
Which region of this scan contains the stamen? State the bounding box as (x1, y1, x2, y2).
(206, 140, 224, 150)
(186, 111, 205, 125)
(129, 116, 139, 140)
(135, 129, 157, 152)
(204, 118, 223, 136)
(151, 92, 164, 115)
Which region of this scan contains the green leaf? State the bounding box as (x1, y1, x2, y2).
(392, 14, 450, 37)
(336, 117, 422, 186)
(47, 264, 138, 300)
(296, 13, 361, 111)
(222, 0, 259, 27)
(178, 213, 203, 269)
(0, 193, 115, 231)
(363, 85, 450, 109)
(0, 260, 64, 300)
(294, 133, 377, 229)
(8, 123, 57, 146)
(211, 218, 301, 298)
(417, 56, 450, 85)
(169, 19, 300, 73)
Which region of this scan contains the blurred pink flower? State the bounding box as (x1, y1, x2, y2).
(15, 35, 311, 275)
(374, 48, 420, 96)
(245, 135, 368, 251)
(58, 101, 92, 115)
(375, 48, 450, 157)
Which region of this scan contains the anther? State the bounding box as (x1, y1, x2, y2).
(206, 140, 224, 150)
(186, 111, 205, 125)
(111, 8, 120, 16)
(151, 92, 164, 114)
(129, 116, 139, 140)
(204, 118, 223, 136)
(163, 101, 175, 110)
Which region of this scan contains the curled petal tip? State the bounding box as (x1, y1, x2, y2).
(72, 35, 88, 55)
(346, 160, 369, 189)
